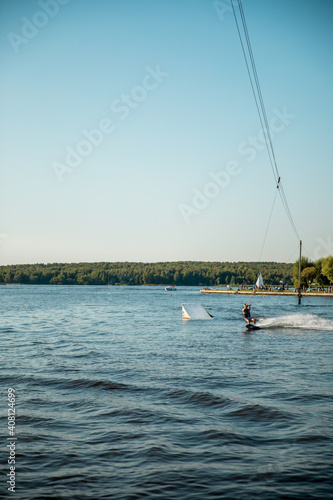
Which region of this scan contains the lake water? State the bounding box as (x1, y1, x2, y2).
(1, 285, 333, 499)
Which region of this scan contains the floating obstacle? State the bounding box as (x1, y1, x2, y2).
(182, 303, 213, 320)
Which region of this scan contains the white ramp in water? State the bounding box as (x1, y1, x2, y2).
(182, 303, 213, 320)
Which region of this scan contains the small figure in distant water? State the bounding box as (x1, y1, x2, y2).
(242, 303, 256, 325)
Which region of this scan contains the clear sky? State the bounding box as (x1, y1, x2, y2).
(0, 0, 332, 265)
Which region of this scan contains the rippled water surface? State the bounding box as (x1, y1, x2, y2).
(1, 285, 333, 499)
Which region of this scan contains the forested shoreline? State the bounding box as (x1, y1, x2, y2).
(1, 257, 331, 287)
(0, 261, 294, 286)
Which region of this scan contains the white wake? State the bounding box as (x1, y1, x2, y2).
(258, 313, 333, 332)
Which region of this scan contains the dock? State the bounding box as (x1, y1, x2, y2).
(200, 290, 333, 297)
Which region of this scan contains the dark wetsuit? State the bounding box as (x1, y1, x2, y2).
(243, 307, 252, 322)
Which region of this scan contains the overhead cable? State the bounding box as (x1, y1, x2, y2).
(231, 0, 301, 242)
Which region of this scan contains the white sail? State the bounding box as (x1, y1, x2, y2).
(255, 273, 264, 288)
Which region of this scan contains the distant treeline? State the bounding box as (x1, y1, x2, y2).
(0, 261, 294, 286)
(294, 256, 333, 288)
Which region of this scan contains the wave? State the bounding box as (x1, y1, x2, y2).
(258, 313, 333, 331)
(165, 387, 233, 409)
(0, 327, 16, 333)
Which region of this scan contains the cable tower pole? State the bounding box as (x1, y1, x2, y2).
(298, 240, 302, 305)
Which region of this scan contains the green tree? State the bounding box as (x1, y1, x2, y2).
(13, 271, 26, 283)
(301, 267, 317, 287)
(294, 257, 312, 288)
(0, 261, 294, 287)
(313, 258, 330, 286)
(322, 256, 333, 282)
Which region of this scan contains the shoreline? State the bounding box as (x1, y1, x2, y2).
(200, 290, 333, 297)
(1, 284, 332, 297)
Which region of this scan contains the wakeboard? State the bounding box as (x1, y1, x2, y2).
(246, 323, 261, 331)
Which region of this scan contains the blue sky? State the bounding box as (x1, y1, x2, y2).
(0, 0, 332, 265)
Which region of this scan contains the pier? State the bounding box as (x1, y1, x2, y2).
(200, 289, 333, 297)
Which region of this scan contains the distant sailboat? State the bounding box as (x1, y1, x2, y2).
(255, 274, 264, 288)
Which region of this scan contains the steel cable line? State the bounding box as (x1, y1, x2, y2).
(231, 1, 278, 185)
(231, 0, 301, 243)
(258, 181, 279, 265)
(238, 1, 280, 183)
